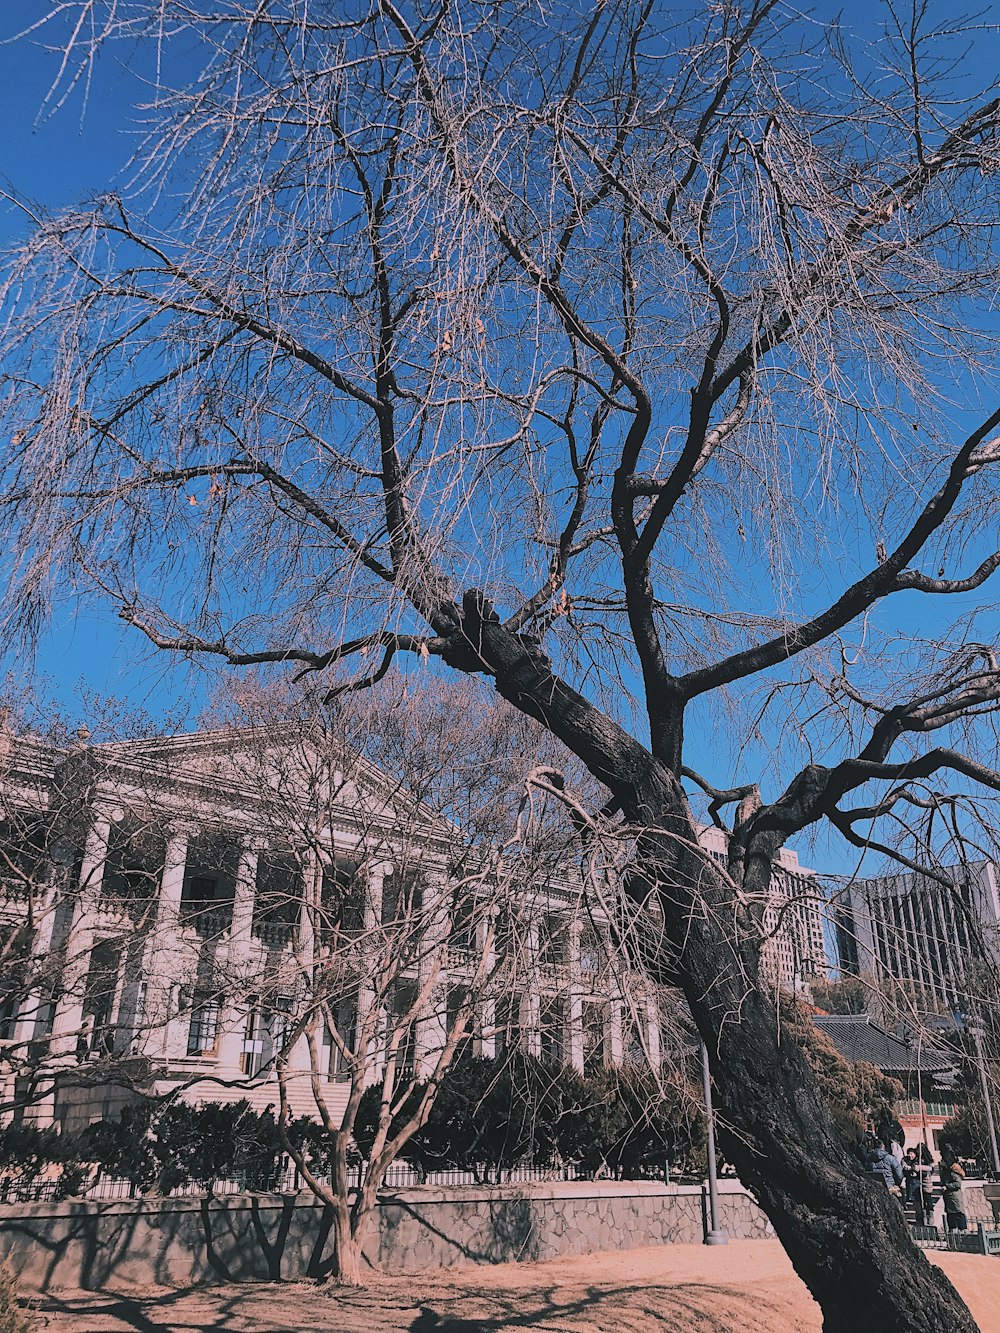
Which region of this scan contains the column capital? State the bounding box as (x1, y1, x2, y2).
(91, 806, 124, 829)
(163, 821, 197, 844)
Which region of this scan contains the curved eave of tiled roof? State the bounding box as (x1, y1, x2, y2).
(812, 1014, 955, 1073)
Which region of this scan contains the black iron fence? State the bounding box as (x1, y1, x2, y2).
(0, 1159, 597, 1204)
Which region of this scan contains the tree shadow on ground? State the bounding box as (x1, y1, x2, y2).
(31, 1286, 259, 1333)
(403, 1282, 790, 1333)
(32, 1278, 796, 1333)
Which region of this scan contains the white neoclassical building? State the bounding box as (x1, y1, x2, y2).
(0, 724, 829, 1133)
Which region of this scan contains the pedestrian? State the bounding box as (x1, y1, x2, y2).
(902, 1149, 923, 1213)
(940, 1154, 967, 1232)
(875, 1104, 905, 1157)
(869, 1142, 904, 1197)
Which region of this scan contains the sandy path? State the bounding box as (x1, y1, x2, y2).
(24, 1240, 1000, 1332)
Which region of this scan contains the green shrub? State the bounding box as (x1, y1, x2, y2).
(0, 1122, 83, 1198)
(939, 1102, 990, 1167)
(354, 1052, 597, 1181)
(0, 1125, 61, 1179)
(71, 1100, 289, 1195)
(353, 1080, 428, 1168)
(72, 1101, 157, 1193)
(580, 1066, 706, 1179)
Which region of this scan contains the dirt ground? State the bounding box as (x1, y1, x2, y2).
(25, 1240, 1000, 1333)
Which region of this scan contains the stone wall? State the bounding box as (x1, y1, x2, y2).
(0, 1180, 773, 1292)
(961, 1180, 995, 1226)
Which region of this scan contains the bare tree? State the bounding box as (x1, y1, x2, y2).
(3, 677, 615, 1283)
(3, 2, 1000, 1327)
(194, 683, 584, 1285)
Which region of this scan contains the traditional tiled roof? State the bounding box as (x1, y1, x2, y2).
(812, 1014, 955, 1073)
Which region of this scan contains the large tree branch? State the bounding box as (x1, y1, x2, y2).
(381, 0, 681, 744)
(115, 606, 432, 677)
(103, 210, 382, 410)
(330, 103, 461, 637)
(893, 550, 1000, 594)
(680, 408, 1000, 698)
(441, 588, 669, 815)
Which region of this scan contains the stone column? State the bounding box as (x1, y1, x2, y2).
(143, 826, 191, 1061)
(477, 910, 497, 1060)
(359, 859, 391, 1087)
(644, 994, 661, 1070)
(13, 869, 62, 1049)
(523, 918, 542, 1057)
(48, 814, 112, 1060)
(414, 864, 450, 1078)
(607, 1001, 624, 1066)
(14, 841, 76, 1124)
(280, 846, 320, 1083)
(296, 845, 318, 974)
(524, 1002, 542, 1059)
(215, 840, 260, 1076)
(566, 918, 585, 1073)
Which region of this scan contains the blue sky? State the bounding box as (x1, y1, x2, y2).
(1, 4, 999, 889)
(0, 7, 209, 722)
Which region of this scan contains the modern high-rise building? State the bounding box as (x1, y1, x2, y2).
(834, 862, 1000, 1015)
(697, 824, 829, 989)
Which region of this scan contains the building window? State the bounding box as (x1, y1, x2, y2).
(539, 997, 565, 1065)
(623, 1015, 646, 1066)
(0, 992, 19, 1042)
(494, 993, 523, 1055)
(537, 915, 565, 970)
(582, 1002, 606, 1075)
(240, 995, 292, 1074)
(102, 819, 166, 910)
(187, 994, 220, 1056)
(320, 863, 365, 940)
(241, 1002, 265, 1076)
(324, 1001, 358, 1081)
(81, 939, 121, 1057)
(579, 924, 605, 977)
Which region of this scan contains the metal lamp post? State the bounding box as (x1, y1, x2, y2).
(701, 1040, 729, 1245)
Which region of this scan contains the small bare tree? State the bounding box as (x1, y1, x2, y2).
(184, 680, 599, 1283)
(5, 3, 1000, 1327)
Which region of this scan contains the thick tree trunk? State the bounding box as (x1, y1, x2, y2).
(450, 600, 979, 1332)
(709, 988, 976, 1333)
(640, 821, 979, 1333)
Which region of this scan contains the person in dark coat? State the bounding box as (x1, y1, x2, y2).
(940, 1155, 967, 1231)
(875, 1105, 905, 1156)
(902, 1150, 922, 1207)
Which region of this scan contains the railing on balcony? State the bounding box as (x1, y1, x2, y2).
(253, 917, 298, 950)
(179, 904, 233, 939)
(535, 955, 570, 987)
(446, 943, 476, 970)
(899, 1098, 959, 1119)
(0, 873, 34, 903)
(97, 890, 154, 925)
